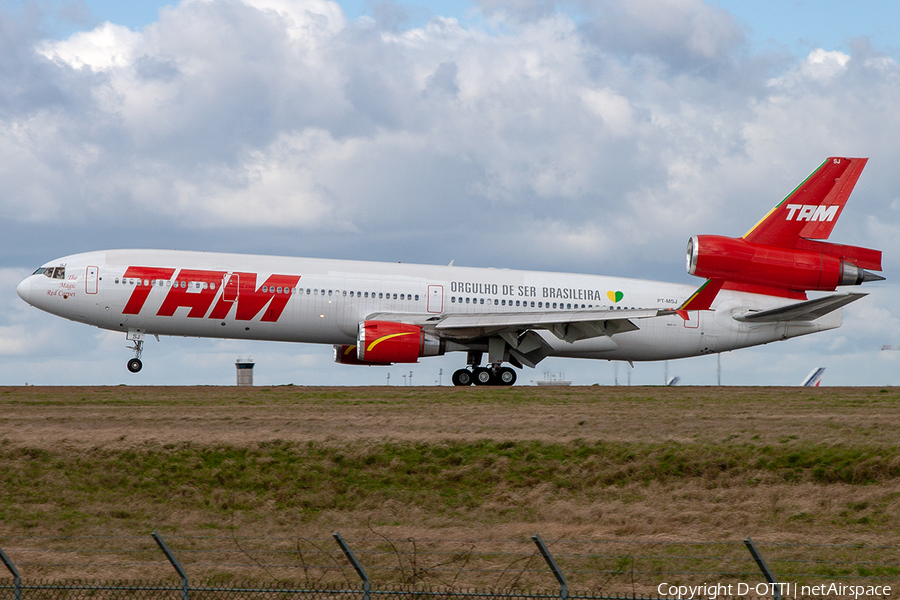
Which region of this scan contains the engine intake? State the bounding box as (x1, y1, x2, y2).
(687, 235, 883, 292)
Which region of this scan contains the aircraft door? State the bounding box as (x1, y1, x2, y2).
(682, 310, 699, 328)
(427, 285, 443, 313)
(223, 274, 239, 302)
(85, 266, 98, 294)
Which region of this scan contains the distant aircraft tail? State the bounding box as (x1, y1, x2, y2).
(801, 367, 826, 387)
(680, 157, 883, 311)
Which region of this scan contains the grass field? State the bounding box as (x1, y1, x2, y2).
(1, 385, 899, 589)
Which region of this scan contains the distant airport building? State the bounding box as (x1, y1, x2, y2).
(536, 372, 571, 386)
(236, 357, 255, 386)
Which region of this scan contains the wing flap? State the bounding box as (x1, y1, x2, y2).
(439, 309, 658, 343)
(733, 292, 866, 323)
(434, 308, 660, 330)
(366, 308, 662, 344)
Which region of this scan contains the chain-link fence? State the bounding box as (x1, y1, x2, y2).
(1, 533, 897, 599)
(0, 582, 809, 600)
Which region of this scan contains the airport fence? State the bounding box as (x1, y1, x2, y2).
(1, 532, 897, 599)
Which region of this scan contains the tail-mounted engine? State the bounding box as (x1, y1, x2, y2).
(334, 320, 444, 365)
(687, 235, 883, 292)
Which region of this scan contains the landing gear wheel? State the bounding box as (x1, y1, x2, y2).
(473, 367, 493, 386)
(498, 367, 517, 386)
(127, 358, 143, 373)
(452, 369, 473, 386)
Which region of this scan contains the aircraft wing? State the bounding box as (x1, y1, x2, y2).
(435, 309, 663, 340)
(732, 292, 866, 323)
(367, 308, 664, 343)
(366, 308, 668, 368)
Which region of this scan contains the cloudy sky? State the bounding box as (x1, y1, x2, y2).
(2, 0, 900, 386)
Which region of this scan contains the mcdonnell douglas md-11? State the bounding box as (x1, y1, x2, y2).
(17, 157, 884, 385)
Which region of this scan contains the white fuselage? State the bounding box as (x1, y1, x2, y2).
(16, 249, 840, 364)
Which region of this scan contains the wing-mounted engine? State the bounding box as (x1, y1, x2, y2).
(333, 344, 392, 366)
(352, 320, 444, 364)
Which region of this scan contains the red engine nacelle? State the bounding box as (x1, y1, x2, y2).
(333, 345, 392, 366)
(687, 235, 882, 292)
(354, 321, 443, 364)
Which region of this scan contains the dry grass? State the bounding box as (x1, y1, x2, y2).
(2, 385, 898, 448)
(1, 385, 899, 590)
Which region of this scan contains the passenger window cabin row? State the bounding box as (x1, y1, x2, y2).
(450, 297, 640, 310)
(111, 277, 421, 301)
(452, 296, 591, 309)
(108, 277, 641, 311)
(114, 278, 213, 289)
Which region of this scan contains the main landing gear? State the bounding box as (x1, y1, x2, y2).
(452, 349, 518, 386)
(452, 365, 517, 386)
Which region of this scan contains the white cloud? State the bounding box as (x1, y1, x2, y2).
(804, 48, 851, 77)
(238, 0, 346, 40)
(37, 21, 141, 70)
(1, 0, 899, 383)
(768, 48, 851, 88)
(169, 129, 340, 227)
(579, 88, 634, 137)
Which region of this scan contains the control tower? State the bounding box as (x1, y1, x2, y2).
(235, 356, 255, 386)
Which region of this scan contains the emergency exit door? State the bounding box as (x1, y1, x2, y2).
(85, 266, 98, 294)
(427, 285, 443, 313)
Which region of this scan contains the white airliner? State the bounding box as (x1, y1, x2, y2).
(17, 157, 883, 385)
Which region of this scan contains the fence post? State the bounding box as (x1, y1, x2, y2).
(743, 536, 781, 600)
(152, 530, 189, 600)
(532, 534, 568, 600)
(333, 531, 371, 600)
(0, 543, 22, 600)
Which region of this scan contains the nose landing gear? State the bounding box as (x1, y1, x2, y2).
(126, 330, 144, 373)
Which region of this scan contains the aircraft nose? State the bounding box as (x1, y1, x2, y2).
(16, 277, 32, 304)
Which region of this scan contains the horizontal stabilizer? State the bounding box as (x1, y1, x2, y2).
(794, 239, 882, 271)
(733, 292, 866, 323)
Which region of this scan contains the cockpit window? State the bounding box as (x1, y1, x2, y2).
(34, 266, 66, 279)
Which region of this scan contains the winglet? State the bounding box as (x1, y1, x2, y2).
(676, 278, 724, 319)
